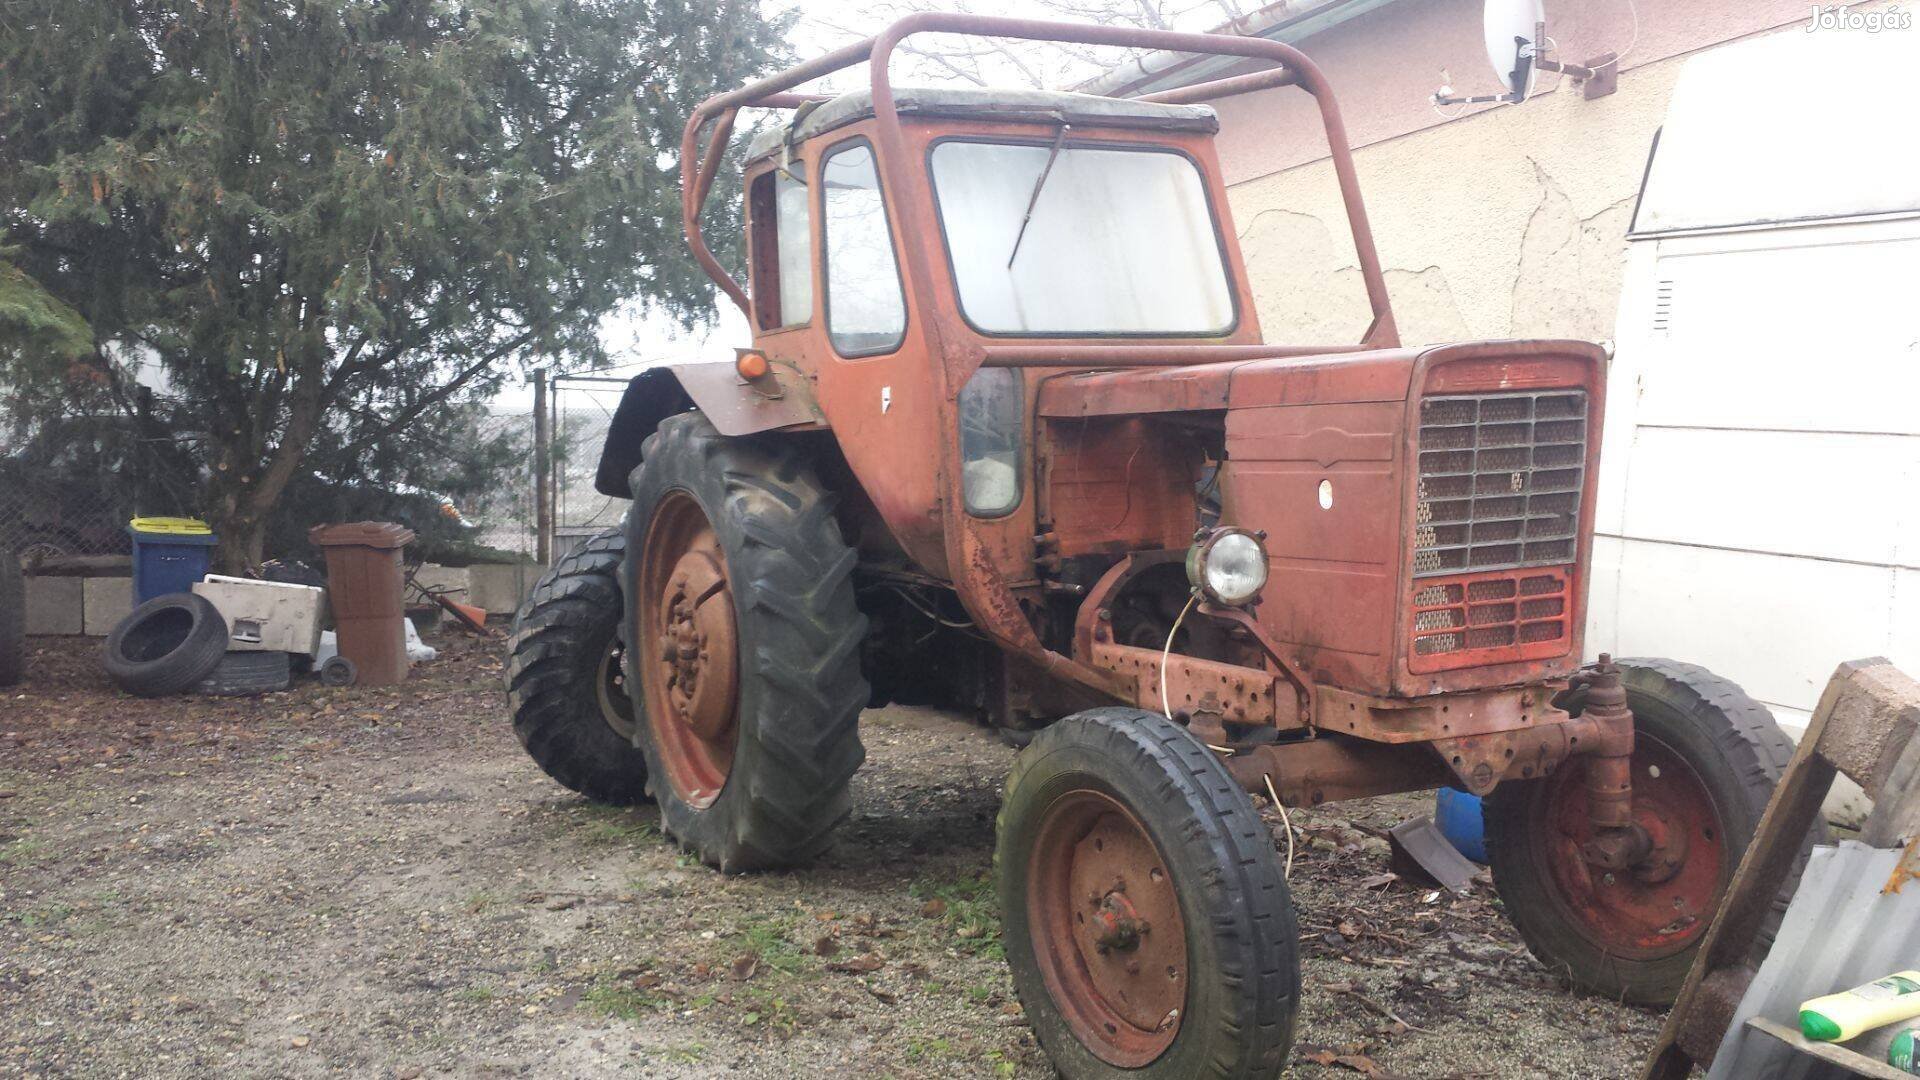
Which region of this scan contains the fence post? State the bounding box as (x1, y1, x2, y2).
(533, 371, 551, 565)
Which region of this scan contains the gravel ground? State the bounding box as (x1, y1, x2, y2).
(1, 632, 1663, 1078)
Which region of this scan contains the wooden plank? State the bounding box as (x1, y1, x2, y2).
(1642, 662, 1855, 1079)
(1745, 1017, 1915, 1080)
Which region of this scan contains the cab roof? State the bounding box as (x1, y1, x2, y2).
(743, 86, 1219, 162)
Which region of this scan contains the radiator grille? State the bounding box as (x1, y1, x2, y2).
(1410, 567, 1573, 672)
(1413, 390, 1587, 577)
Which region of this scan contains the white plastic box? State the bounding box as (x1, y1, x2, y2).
(191, 575, 325, 655)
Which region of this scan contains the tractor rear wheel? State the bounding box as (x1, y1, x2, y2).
(624, 413, 867, 872)
(1483, 657, 1808, 1005)
(998, 708, 1299, 1079)
(506, 527, 648, 805)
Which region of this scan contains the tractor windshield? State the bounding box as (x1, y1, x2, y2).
(929, 139, 1234, 336)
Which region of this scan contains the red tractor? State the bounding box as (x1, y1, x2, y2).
(507, 16, 1802, 1076)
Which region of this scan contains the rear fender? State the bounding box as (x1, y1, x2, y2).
(593, 363, 823, 498)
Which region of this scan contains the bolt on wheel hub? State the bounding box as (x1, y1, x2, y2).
(659, 551, 735, 741)
(594, 637, 637, 742)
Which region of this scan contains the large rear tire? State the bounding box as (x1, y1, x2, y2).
(998, 708, 1299, 1079)
(505, 527, 648, 805)
(1484, 657, 1807, 1005)
(623, 413, 868, 872)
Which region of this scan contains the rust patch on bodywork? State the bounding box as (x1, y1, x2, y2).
(1088, 640, 1301, 731)
(1039, 418, 1200, 559)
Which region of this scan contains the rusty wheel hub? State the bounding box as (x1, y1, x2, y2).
(638, 492, 739, 808)
(658, 550, 736, 741)
(1029, 791, 1187, 1067)
(595, 638, 636, 742)
(1537, 733, 1727, 958)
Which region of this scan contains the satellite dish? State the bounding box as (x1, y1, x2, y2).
(1484, 0, 1544, 99)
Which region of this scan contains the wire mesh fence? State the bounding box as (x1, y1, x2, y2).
(474, 371, 638, 565)
(472, 409, 541, 559)
(0, 458, 134, 562)
(548, 375, 630, 561)
(0, 379, 191, 565)
(2, 367, 638, 573)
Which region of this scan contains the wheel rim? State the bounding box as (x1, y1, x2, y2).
(1531, 731, 1730, 960)
(1027, 790, 1188, 1067)
(637, 490, 739, 809)
(595, 638, 637, 742)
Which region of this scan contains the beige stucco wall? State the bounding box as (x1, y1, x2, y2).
(1225, 53, 1684, 348)
(1201, 0, 1870, 348)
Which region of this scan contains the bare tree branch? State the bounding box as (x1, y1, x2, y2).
(810, 0, 1250, 92)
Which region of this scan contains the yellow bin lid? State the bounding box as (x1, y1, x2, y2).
(128, 516, 212, 535)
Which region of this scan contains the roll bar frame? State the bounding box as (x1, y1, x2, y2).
(677, 13, 1401, 354)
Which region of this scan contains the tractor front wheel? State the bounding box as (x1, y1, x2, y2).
(997, 708, 1299, 1079)
(1484, 657, 1808, 1005)
(623, 413, 868, 872)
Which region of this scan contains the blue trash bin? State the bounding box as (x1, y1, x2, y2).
(127, 517, 218, 603)
(1434, 786, 1488, 864)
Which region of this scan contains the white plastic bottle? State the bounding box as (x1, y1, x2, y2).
(1799, 972, 1920, 1042)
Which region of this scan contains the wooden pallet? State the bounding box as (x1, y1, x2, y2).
(1744, 1018, 1913, 1080)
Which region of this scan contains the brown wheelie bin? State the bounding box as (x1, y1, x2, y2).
(308, 522, 416, 685)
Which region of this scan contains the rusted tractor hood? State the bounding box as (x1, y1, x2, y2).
(1040, 339, 1609, 702)
(1035, 340, 1602, 419)
(1035, 347, 1424, 419)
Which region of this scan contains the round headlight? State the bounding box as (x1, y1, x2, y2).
(1187, 527, 1268, 606)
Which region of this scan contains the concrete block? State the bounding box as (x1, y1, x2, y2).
(411, 563, 471, 601)
(24, 576, 83, 635)
(83, 577, 133, 637)
(468, 562, 546, 614)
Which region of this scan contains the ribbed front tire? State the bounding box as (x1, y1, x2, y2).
(998, 708, 1300, 1078)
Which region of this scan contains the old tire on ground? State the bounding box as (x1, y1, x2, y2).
(0, 554, 23, 686)
(623, 413, 867, 872)
(506, 528, 648, 805)
(1484, 657, 1808, 1006)
(319, 655, 357, 687)
(192, 650, 293, 696)
(998, 707, 1300, 1079)
(101, 592, 229, 698)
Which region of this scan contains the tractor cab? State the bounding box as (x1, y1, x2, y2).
(739, 87, 1254, 351)
(728, 87, 1266, 581)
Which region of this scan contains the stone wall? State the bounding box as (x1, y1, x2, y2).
(22, 563, 546, 637)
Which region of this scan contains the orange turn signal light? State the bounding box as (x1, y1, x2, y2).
(735, 351, 770, 380)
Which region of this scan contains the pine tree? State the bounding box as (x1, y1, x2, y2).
(0, 0, 784, 568)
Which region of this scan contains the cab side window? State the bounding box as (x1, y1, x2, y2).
(821, 142, 906, 356)
(749, 168, 812, 328)
(959, 367, 1022, 516)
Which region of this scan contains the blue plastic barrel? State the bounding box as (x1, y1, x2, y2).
(127, 517, 217, 603)
(1434, 786, 1487, 863)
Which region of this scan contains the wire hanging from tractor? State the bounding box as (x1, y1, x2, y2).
(1265, 773, 1296, 881)
(1160, 591, 1199, 723)
(1156, 588, 1297, 882)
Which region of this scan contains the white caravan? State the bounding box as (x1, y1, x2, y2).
(1589, 26, 1920, 820)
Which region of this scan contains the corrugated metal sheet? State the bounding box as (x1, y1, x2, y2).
(1708, 842, 1920, 1080)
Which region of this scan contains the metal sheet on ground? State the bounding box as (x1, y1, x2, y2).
(1706, 842, 1920, 1080)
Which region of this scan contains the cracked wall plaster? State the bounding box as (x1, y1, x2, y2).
(1224, 51, 1686, 349)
